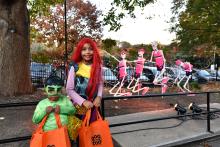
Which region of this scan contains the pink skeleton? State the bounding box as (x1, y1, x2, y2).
(150, 41, 169, 94)
(109, 50, 132, 96)
(175, 60, 193, 92)
(127, 49, 149, 95)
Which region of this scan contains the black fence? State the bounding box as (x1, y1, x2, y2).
(31, 62, 220, 88)
(101, 91, 220, 131)
(0, 91, 220, 145)
(30, 62, 65, 87)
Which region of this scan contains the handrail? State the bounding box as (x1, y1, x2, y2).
(104, 91, 220, 100)
(0, 91, 220, 144)
(0, 136, 31, 144)
(0, 101, 39, 108)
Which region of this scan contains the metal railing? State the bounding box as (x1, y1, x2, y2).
(30, 63, 220, 88)
(101, 92, 220, 132)
(30, 62, 65, 87)
(0, 91, 220, 144)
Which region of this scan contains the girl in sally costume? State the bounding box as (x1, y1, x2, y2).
(66, 38, 103, 145)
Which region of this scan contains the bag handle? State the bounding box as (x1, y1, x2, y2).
(82, 109, 91, 127)
(81, 108, 103, 127)
(35, 115, 49, 132)
(35, 113, 62, 133)
(95, 107, 103, 120)
(54, 113, 62, 128)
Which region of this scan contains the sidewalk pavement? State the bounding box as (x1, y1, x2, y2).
(107, 103, 220, 147)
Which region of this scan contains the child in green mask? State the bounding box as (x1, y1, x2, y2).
(32, 76, 76, 131)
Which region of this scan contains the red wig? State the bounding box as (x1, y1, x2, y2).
(72, 38, 102, 101)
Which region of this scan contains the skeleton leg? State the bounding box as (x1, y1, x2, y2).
(132, 78, 140, 93)
(155, 68, 166, 83)
(162, 84, 168, 94)
(183, 75, 192, 92)
(127, 77, 136, 89)
(177, 76, 186, 92)
(114, 77, 125, 96)
(109, 81, 120, 94)
(132, 78, 149, 95)
(174, 77, 179, 84)
(161, 77, 169, 94)
(153, 68, 166, 85)
(153, 70, 159, 84)
(114, 76, 131, 96)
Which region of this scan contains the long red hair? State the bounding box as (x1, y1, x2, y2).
(72, 38, 102, 101)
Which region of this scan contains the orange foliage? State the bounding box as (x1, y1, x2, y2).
(31, 0, 102, 51)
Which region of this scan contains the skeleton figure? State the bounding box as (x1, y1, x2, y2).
(150, 41, 166, 84)
(150, 41, 169, 94)
(127, 49, 149, 95)
(109, 50, 132, 96)
(175, 60, 193, 92)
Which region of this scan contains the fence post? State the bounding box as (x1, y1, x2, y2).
(101, 99, 105, 119)
(207, 92, 211, 132)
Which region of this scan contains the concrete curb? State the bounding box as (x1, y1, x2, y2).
(106, 103, 220, 147)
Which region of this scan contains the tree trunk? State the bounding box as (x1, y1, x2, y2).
(0, 0, 32, 96)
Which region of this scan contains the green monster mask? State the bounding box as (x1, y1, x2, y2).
(45, 85, 62, 96)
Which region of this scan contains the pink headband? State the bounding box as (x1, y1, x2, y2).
(175, 59, 182, 66)
(138, 48, 145, 53)
(120, 50, 127, 55)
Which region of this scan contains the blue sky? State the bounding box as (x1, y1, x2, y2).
(89, 0, 176, 45)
